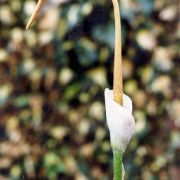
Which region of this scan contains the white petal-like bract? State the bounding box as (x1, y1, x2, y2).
(104, 89, 135, 152)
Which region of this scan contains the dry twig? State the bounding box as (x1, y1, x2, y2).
(26, 0, 46, 29)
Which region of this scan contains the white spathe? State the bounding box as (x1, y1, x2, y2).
(104, 88, 135, 152)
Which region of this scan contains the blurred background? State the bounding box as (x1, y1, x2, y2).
(0, 0, 179, 179)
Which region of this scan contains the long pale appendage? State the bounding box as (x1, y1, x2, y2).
(112, 0, 123, 106)
(26, 0, 47, 29)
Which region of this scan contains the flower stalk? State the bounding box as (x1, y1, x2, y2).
(113, 150, 123, 180)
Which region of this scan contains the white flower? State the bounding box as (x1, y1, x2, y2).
(104, 88, 135, 152)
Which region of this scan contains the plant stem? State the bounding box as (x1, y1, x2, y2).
(113, 149, 123, 180)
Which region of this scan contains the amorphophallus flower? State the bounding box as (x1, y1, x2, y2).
(26, 0, 136, 179)
(105, 88, 135, 179)
(107, 0, 136, 179)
